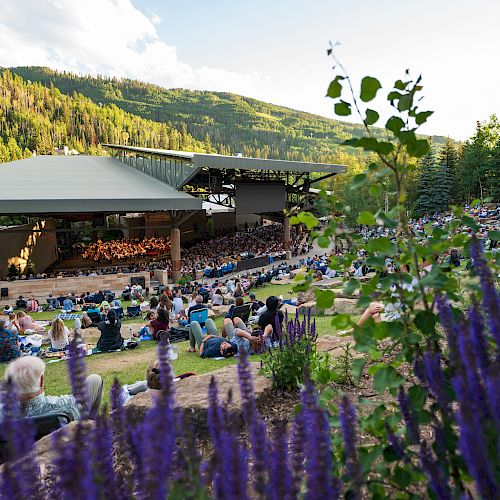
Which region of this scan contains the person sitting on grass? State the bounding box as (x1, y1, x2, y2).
(16, 310, 45, 333)
(211, 288, 224, 307)
(2, 356, 103, 420)
(257, 296, 284, 340)
(148, 308, 169, 341)
(48, 318, 70, 351)
(0, 318, 21, 363)
(225, 297, 244, 319)
(96, 309, 124, 352)
(188, 318, 237, 358)
(223, 316, 272, 355)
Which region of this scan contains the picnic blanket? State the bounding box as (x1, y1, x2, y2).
(53, 313, 82, 321)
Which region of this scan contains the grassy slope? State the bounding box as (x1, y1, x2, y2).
(0, 283, 342, 405)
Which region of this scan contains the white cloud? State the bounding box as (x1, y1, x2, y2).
(0, 0, 266, 95)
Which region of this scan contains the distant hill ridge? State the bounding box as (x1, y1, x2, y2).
(8, 66, 449, 162)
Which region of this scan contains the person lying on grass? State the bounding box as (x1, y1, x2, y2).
(223, 316, 272, 355)
(187, 318, 238, 358)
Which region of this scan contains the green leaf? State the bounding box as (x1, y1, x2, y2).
(414, 310, 438, 336)
(315, 289, 335, 309)
(344, 278, 360, 296)
(397, 94, 412, 111)
(331, 313, 352, 329)
(326, 75, 344, 98)
(350, 173, 368, 190)
(407, 139, 429, 158)
(352, 137, 395, 155)
(367, 236, 394, 253)
(394, 79, 409, 90)
(488, 230, 500, 241)
(357, 211, 376, 225)
(408, 385, 427, 410)
(297, 211, 319, 229)
(335, 100, 352, 116)
(373, 366, 405, 393)
(365, 109, 379, 125)
(360, 76, 382, 102)
(377, 212, 398, 229)
(317, 235, 330, 248)
(352, 358, 367, 382)
(385, 116, 405, 135)
(415, 111, 433, 125)
(393, 466, 412, 488)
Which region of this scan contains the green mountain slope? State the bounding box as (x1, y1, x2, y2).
(9, 66, 449, 163)
(0, 69, 204, 162)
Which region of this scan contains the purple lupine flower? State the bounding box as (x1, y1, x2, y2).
(413, 355, 425, 384)
(0, 380, 39, 498)
(304, 406, 340, 500)
(109, 378, 135, 497)
(397, 387, 420, 445)
(133, 341, 177, 498)
(339, 396, 361, 490)
(267, 421, 293, 500)
(92, 412, 120, 498)
(67, 340, 90, 419)
(290, 411, 306, 498)
(237, 353, 269, 497)
(470, 237, 500, 350)
(452, 375, 497, 499)
(422, 351, 450, 410)
(456, 317, 490, 421)
(207, 376, 225, 498)
(52, 421, 97, 499)
(468, 301, 490, 377)
(484, 367, 500, 427)
(418, 442, 452, 500)
(436, 295, 461, 372)
(384, 423, 408, 463)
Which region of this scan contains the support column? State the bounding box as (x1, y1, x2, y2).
(283, 217, 292, 260)
(170, 227, 181, 283)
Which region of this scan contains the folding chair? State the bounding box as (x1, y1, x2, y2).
(126, 306, 141, 320)
(189, 308, 209, 333)
(228, 303, 252, 323)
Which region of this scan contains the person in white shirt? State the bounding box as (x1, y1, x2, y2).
(172, 292, 184, 316)
(48, 318, 69, 351)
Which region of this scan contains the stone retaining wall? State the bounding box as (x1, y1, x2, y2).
(0, 271, 150, 303)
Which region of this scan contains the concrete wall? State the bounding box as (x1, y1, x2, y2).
(0, 220, 58, 280)
(0, 271, 150, 303)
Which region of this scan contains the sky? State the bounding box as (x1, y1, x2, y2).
(0, 0, 499, 140)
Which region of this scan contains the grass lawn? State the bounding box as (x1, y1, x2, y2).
(0, 284, 351, 406)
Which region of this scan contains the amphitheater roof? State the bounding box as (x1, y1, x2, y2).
(102, 144, 347, 174)
(0, 155, 202, 214)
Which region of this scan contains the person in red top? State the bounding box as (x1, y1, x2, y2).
(148, 308, 169, 341)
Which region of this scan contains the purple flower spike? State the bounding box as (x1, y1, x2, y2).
(339, 395, 360, 490)
(398, 387, 420, 445)
(267, 421, 292, 500)
(470, 237, 500, 351)
(67, 340, 90, 418)
(422, 351, 450, 410)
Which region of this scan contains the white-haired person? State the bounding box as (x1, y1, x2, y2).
(2, 357, 103, 420)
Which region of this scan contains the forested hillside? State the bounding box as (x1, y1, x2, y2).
(9, 66, 448, 163)
(0, 69, 204, 162)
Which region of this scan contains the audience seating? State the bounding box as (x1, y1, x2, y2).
(189, 308, 209, 333)
(228, 303, 252, 323)
(125, 305, 141, 320)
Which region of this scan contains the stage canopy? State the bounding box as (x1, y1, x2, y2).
(0, 155, 202, 214)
